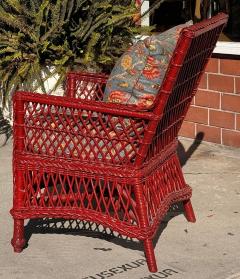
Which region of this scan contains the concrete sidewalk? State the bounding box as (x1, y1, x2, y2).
(0, 138, 240, 279)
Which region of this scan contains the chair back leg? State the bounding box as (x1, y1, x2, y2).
(183, 199, 196, 223)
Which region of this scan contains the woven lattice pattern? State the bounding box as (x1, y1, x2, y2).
(22, 169, 138, 226)
(146, 23, 225, 162)
(23, 99, 147, 164)
(143, 154, 190, 225)
(11, 14, 228, 273)
(66, 72, 107, 100)
(75, 80, 104, 100)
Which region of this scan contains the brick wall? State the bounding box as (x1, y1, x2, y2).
(179, 58, 240, 148)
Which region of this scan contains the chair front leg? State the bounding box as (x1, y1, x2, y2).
(12, 97, 26, 252)
(134, 183, 158, 272)
(144, 238, 157, 273)
(11, 219, 25, 252)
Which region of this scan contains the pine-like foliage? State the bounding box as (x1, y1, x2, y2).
(0, 0, 146, 106)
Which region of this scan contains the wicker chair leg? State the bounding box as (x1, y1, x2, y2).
(183, 199, 196, 223)
(11, 219, 25, 253)
(144, 239, 157, 273)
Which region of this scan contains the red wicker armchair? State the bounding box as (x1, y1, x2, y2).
(11, 14, 228, 272)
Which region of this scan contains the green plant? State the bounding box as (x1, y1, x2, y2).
(0, 0, 148, 107)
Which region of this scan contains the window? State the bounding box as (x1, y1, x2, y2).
(139, 0, 240, 55)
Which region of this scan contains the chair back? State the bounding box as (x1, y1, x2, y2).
(140, 13, 228, 163)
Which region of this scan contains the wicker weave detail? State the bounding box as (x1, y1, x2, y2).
(143, 154, 187, 224)
(22, 100, 147, 165)
(11, 13, 228, 273)
(11, 185, 191, 240)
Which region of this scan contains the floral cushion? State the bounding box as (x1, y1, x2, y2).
(104, 21, 192, 110)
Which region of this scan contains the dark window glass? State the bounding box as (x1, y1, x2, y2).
(150, 0, 240, 41)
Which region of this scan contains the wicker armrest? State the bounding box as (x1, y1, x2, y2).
(14, 91, 155, 120)
(66, 71, 109, 100)
(13, 91, 155, 164)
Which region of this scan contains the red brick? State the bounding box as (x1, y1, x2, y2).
(236, 77, 240, 94)
(220, 59, 240, 76)
(198, 73, 207, 89)
(185, 106, 208, 124)
(221, 94, 240, 113)
(209, 110, 235, 129)
(237, 114, 240, 131)
(195, 89, 220, 109)
(208, 74, 234, 93)
(205, 58, 219, 73)
(222, 129, 240, 148)
(196, 124, 221, 144)
(179, 121, 195, 138)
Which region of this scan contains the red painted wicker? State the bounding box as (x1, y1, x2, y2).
(11, 13, 228, 272)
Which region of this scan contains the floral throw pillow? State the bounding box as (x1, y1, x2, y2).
(103, 21, 192, 110)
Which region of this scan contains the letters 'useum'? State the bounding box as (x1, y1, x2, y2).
(11, 13, 228, 272)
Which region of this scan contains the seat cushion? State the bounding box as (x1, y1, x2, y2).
(104, 21, 192, 110)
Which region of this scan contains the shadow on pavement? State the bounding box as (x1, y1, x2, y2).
(177, 132, 204, 166)
(23, 203, 184, 254)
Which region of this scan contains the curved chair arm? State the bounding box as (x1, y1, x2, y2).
(13, 91, 157, 165)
